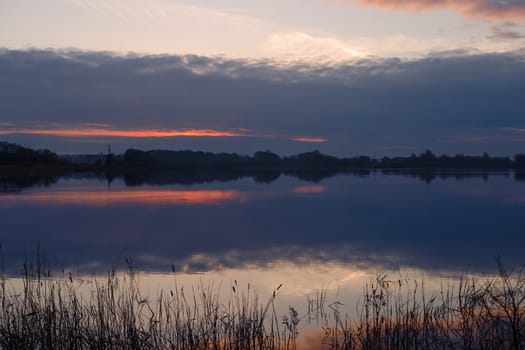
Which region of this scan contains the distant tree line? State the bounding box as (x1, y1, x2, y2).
(122, 149, 373, 170)
(2, 141, 525, 170)
(3, 142, 525, 187)
(0, 142, 60, 165)
(379, 150, 516, 169)
(123, 148, 525, 170)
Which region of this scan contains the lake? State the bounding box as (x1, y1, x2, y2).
(1, 170, 524, 345)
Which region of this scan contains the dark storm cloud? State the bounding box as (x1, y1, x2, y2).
(1, 48, 525, 155)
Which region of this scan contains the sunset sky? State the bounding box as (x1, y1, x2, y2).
(1, 0, 524, 156)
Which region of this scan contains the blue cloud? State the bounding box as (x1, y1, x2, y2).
(1, 49, 524, 156)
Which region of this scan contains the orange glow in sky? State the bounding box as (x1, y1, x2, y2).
(0, 127, 245, 138)
(1, 190, 247, 206)
(0, 127, 327, 143)
(289, 136, 327, 143)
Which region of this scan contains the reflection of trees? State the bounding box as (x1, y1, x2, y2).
(3, 142, 525, 188)
(123, 169, 375, 186)
(252, 170, 281, 184)
(0, 176, 58, 193)
(283, 169, 340, 183)
(1, 169, 519, 191)
(381, 170, 505, 184)
(109, 168, 520, 186)
(123, 169, 254, 186)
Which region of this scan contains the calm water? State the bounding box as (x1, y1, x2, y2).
(1, 170, 524, 324)
(1, 171, 524, 273)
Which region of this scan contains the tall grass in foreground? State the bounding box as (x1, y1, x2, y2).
(0, 258, 524, 349)
(0, 259, 289, 350)
(321, 258, 525, 350)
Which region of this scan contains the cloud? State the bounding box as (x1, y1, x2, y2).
(438, 128, 525, 145)
(503, 127, 525, 133)
(1, 49, 524, 155)
(289, 136, 328, 143)
(260, 32, 367, 60)
(328, 0, 525, 21)
(0, 126, 328, 144)
(55, 0, 272, 57)
(489, 23, 525, 40)
(64, 0, 269, 27)
(0, 127, 248, 138)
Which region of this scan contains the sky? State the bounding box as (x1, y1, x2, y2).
(1, 0, 525, 156)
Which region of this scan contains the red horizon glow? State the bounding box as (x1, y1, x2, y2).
(289, 136, 327, 143)
(0, 126, 328, 143)
(0, 127, 245, 138)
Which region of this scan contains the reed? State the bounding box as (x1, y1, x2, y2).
(0, 257, 524, 349)
(0, 258, 290, 350)
(320, 258, 525, 350)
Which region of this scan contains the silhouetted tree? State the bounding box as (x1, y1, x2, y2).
(252, 150, 281, 165)
(0, 142, 60, 165)
(515, 154, 525, 169)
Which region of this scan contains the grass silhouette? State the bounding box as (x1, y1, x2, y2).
(0, 256, 524, 349)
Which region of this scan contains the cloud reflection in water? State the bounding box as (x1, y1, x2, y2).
(0, 172, 524, 276)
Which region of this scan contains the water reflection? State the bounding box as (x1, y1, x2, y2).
(2, 259, 454, 348)
(0, 171, 523, 276)
(2, 169, 518, 194)
(0, 176, 58, 193)
(0, 189, 247, 206)
(292, 185, 326, 194)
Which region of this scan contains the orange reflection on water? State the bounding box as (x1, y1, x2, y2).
(292, 185, 326, 194)
(2, 190, 246, 206)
